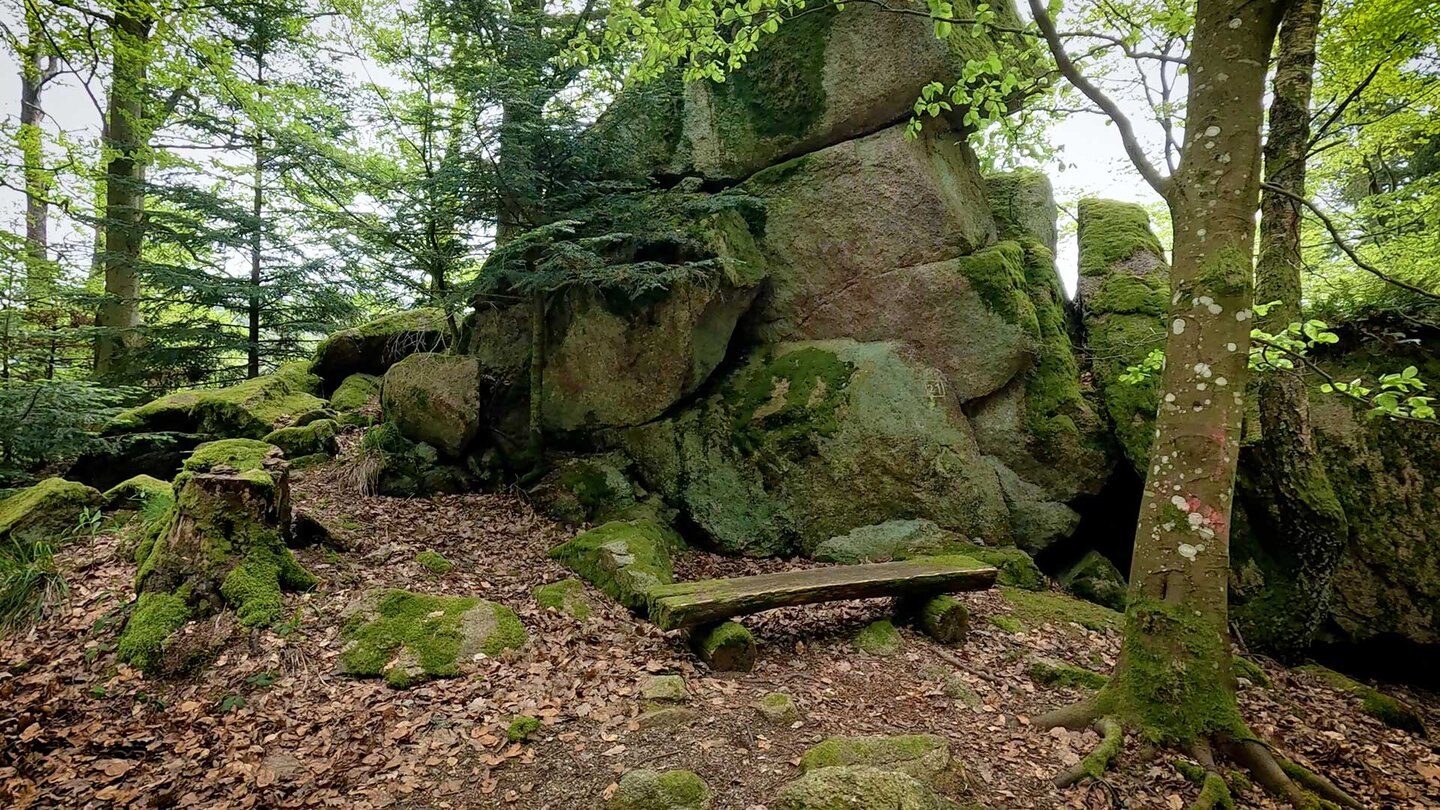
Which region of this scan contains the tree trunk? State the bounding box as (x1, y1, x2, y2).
(1235, 0, 1347, 660)
(18, 7, 54, 306)
(1072, 0, 1292, 749)
(248, 58, 266, 379)
(95, 10, 152, 382)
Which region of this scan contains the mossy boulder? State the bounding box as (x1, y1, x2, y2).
(311, 308, 448, 388)
(1027, 657, 1109, 690)
(812, 519, 956, 564)
(640, 674, 690, 702)
(528, 454, 639, 526)
(355, 423, 469, 498)
(774, 766, 960, 810)
(105, 362, 327, 441)
(740, 126, 1005, 387)
(620, 340, 1011, 557)
(102, 474, 173, 511)
(798, 734, 956, 785)
(120, 442, 315, 672)
(0, 478, 102, 548)
(1058, 550, 1127, 612)
(950, 542, 1045, 591)
(549, 520, 682, 612)
(985, 170, 1058, 252)
(755, 691, 800, 724)
(607, 0, 1029, 181)
(999, 586, 1121, 634)
(339, 589, 526, 688)
(608, 769, 712, 810)
(1076, 198, 1169, 473)
(533, 579, 593, 620)
(330, 373, 381, 411)
(263, 419, 338, 460)
(381, 353, 482, 458)
(854, 619, 902, 656)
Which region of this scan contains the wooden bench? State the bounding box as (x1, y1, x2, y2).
(645, 555, 998, 670)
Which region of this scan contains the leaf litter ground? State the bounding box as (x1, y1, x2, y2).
(2, 453, 1437, 809)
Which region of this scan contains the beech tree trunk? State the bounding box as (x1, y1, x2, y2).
(95, 10, 153, 381)
(248, 56, 266, 379)
(1235, 0, 1348, 660)
(18, 7, 56, 305)
(1098, 0, 1291, 745)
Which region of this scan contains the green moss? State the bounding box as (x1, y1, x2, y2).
(987, 615, 1025, 634)
(220, 545, 317, 628)
(726, 346, 855, 455)
(533, 579, 591, 619)
(415, 550, 454, 575)
(1057, 550, 1128, 612)
(756, 691, 799, 722)
(854, 619, 902, 656)
(1231, 655, 1271, 688)
(115, 592, 191, 672)
(714, 6, 834, 148)
(102, 475, 173, 512)
(183, 439, 278, 476)
(507, 715, 542, 742)
(1027, 657, 1109, 690)
(954, 241, 1037, 333)
(1077, 199, 1165, 279)
(549, 520, 679, 611)
(1000, 586, 1121, 634)
(109, 362, 325, 439)
(691, 620, 755, 670)
(340, 590, 526, 688)
(0, 478, 102, 547)
(1096, 598, 1247, 746)
(262, 420, 338, 459)
(954, 542, 1045, 590)
(609, 769, 711, 810)
(798, 734, 950, 781)
(1089, 273, 1168, 316)
(1298, 665, 1427, 735)
(330, 373, 381, 411)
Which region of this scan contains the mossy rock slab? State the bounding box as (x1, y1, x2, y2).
(0, 478, 102, 548)
(382, 353, 482, 458)
(798, 734, 955, 784)
(755, 692, 800, 724)
(534, 579, 594, 620)
(339, 589, 527, 688)
(640, 674, 690, 702)
(999, 586, 1121, 634)
(263, 419, 339, 460)
(330, 373, 381, 411)
(812, 519, 956, 564)
(1027, 656, 1109, 690)
(311, 308, 448, 388)
(529, 454, 639, 526)
(950, 542, 1045, 591)
(67, 431, 205, 491)
(608, 769, 711, 810)
(985, 170, 1058, 252)
(775, 766, 960, 810)
(620, 340, 1011, 557)
(106, 363, 327, 440)
(549, 520, 681, 612)
(1058, 550, 1127, 612)
(607, 0, 1029, 182)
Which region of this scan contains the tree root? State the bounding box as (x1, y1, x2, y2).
(1175, 760, 1235, 810)
(1034, 698, 1100, 731)
(1055, 716, 1124, 788)
(1279, 758, 1363, 809)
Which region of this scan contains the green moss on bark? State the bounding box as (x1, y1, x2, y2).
(115, 591, 191, 672)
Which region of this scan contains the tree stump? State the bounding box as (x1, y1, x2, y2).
(119, 440, 316, 671)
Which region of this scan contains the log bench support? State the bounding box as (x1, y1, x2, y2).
(689, 621, 757, 672)
(896, 594, 970, 645)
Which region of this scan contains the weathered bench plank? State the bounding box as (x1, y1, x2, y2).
(646, 555, 997, 630)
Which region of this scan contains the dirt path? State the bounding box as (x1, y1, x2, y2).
(2, 458, 1437, 809)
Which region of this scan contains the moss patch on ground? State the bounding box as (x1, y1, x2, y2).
(340, 589, 526, 688)
(1028, 657, 1110, 690)
(1298, 665, 1428, 735)
(999, 586, 1121, 634)
(507, 715, 542, 742)
(798, 734, 953, 785)
(415, 550, 454, 575)
(533, 579, 592, 619)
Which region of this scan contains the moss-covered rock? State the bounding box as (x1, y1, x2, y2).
(102, 474, 173, 513)
(985, 170, 1058, 252)
(620, 341, 1010, 557)
(1058, 550, 1128, 612)
(355, 422, 470, 497)
(311, 308, 448, 388)
(640, 674, 689, 702)
(106, 362, 327, 440)
(608, 769, 712, 810)
(533, 579, 594, 619)
(774, 766, 960, 810)
(0, 478, 102, 548)
(798, 735, 955, 784)
(330, 373, 380, 411)
(999, 586, 1121, 634)
(1027, 657, 1109, 690)
(548, 520, 681, 612)
(950, 541, 1045, 591)
(339, 589, 526, 688)
(1298, 665, 1428, 736)
(381, 353, 481, 458)
(755, 691, 800, 724)
(812, 519, 958, 564)
(263, 419, 338, 460)
(67, 431, 205, 491)
(854, 619, 902, 656)
(507, 715, 542, 742)
(415, 549, 454, 574)
(1076, 199, 1169, 473)
(528, 454, 639, 526)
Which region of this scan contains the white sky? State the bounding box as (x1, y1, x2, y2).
(0, 7, 1169, 297)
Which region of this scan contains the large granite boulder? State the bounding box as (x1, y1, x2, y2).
(619, 340, 1011, 557)
(104, 362, 327, 441)
(311, 309, 449, 389)
(986, 170, 1059, 253)
(595, 0, 1029, 182)
(67, 431, 205, 491)
(382, 353, 483, 458)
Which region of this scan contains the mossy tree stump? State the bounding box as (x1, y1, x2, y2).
(119, 440, 316, 671)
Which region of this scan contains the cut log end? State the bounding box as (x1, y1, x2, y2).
(690, 621, 757, 672)
(898, 594, 970, 645)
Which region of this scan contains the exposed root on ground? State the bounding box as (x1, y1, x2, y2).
(1038, 699, 1361, 810)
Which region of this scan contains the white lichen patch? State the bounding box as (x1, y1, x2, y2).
(1172, 318, 1186, 334)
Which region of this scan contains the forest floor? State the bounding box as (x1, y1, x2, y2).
(1, 450, 1438, 810)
